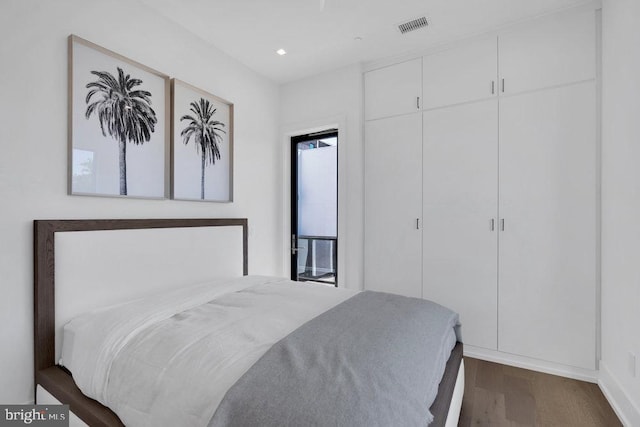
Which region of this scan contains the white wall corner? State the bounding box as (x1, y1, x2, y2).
(599, 361, 640, 427)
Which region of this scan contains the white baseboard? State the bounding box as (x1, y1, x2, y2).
(464, 345, 599, 383)
(598, 361, 640, 427)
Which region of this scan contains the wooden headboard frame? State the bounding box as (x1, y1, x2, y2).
(33, 218, 248, 426)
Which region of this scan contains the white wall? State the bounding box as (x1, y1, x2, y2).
(0, 0, 281, 404)
(601, 0, 640, 424)
(280, 65, 364, 290)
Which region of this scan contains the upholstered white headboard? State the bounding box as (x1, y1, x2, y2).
(34, 219, 248, 373)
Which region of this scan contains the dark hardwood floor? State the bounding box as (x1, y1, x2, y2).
(458, 357, 621, 427)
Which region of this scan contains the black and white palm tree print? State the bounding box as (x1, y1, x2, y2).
(180, 98, 226, 200)
(85, 67, 157, 195)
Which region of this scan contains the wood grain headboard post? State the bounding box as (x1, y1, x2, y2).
(34, 220, 56, 374)
(33, 218, 248, 383)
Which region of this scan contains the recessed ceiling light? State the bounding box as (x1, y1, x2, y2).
(354, 36, 363, 41)
(276, 48, 287, 56)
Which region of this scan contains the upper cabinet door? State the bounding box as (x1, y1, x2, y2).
(498, 7, 595, 95)
(422, 36, 498, 110)
(364, 58, 422, 121)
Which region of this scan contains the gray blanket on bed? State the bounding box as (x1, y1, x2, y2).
(209, 291, 460, 427)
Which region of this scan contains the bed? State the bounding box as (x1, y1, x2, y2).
(33, 218, 464, 426)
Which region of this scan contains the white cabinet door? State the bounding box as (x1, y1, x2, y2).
(364, 113, 422, 297)
(364, 58, 422, 121)
(499, 7, 595, 95)
(422, 36, 497, 110)
(422, 99, 498, 350)
(498, 82, 597, 370)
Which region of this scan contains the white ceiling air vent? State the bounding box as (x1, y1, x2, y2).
(397, 16, 428, 34)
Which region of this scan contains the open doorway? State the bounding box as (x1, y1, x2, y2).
(290, 130, 338, 286)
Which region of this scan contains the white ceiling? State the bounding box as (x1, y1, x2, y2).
(139, 0, 592, 84)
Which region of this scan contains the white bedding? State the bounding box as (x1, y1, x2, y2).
(61, 275, 356, 427)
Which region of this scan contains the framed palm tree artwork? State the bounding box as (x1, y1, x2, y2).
(171, 79, 234, 202)
(69, 35, 169, 198)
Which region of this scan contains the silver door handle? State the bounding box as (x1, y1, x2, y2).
(491, 81, 495, 95)
(416, 218, 420, 230)
(416, 96, 420, 109)
(500, 219, 505, 231)
(501, 78, 505, 93)
(490, 218, 495, 231)
(291, 234, 300, 254)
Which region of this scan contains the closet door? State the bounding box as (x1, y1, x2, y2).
(364, 113, 422, 297)
(498, 82, 596, 370)
(498, 7, 595, 95)
(422, 99, 498, 350)
(422, 36, 498, 110)
(364, 58, 422, 121)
